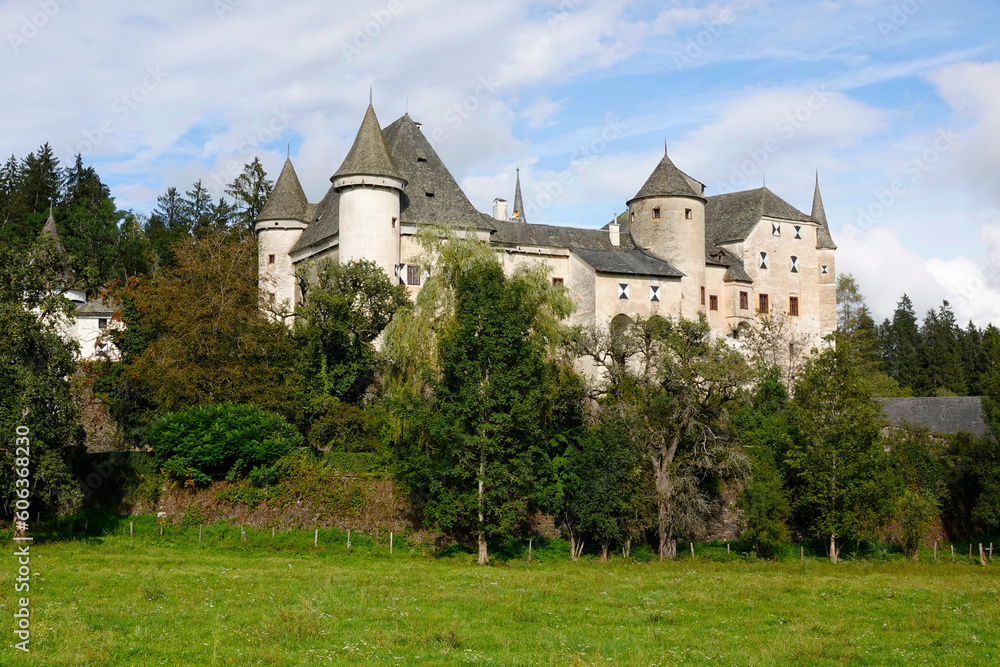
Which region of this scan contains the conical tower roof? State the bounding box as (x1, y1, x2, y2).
(628, 151, 705, 204)
(512, 168, 526, 222)
(332, 104, 405, 184)
(258, 157, 309, 222)
(37, 208, 76, 284)
(812, 174, 837, 249)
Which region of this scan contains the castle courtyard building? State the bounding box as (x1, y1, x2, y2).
(257, 103, 837, 343)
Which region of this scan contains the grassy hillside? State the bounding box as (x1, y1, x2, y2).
(0, 525, 997, 665)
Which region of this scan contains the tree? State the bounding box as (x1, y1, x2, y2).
(919, 301, 966, 396)
(399, 260, 575, 564)
(580, 316, 752, 560)
(126, 230, 297, 419)
(17, 143, 62, 216)
(0, 239, 85, 513)
(787, 337, 895, 562)
(184, 180, 215, 237)
(226, 158, 273, 236)
(738, 308, 812, 389)
(880, 294, 921, 392)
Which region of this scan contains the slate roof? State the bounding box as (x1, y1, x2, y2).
(705, 187, 813, 246)
(291, 186, 340, 254)
(382, 114, 495, 230)
(38, 210, 76, 283)
(706, 243, 753, 282)
(573, 248, 684, 278)
(878, 397, 987, 438)
(492, 219, 623, 251)
(512, 168, 526, 222)
(628, 153, 705, 204)
(331, 104, 404, 183)
(811, 176, 837, 250)
(258, 158, 310, 222)
(77, 298, 115, 315)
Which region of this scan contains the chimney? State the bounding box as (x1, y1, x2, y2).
(609, 223, 620, 247)
(493, 198, 508, 221)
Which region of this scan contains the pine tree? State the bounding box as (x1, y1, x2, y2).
(919, 301, 966, 396)
(184, 180, 214, 237)
(17, 143, 63, 215)
(226, 158, 273, 236)
(882, 294, 920, 391)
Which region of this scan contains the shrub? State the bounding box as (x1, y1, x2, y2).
(146, 403, 303, 483)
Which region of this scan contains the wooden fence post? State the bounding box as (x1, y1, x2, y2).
(390, 532, 393, 555)
(990, 543, 994, 562)
(933, 541, 937, 561)
(528, 539, 533, 563)
(980, 543, 986, 567)
(314, 529, 319, 548)
(727, 543, 731, 557)
(347, 529, 351, 552)
(690, 542, 694, 559)
(801, 545, 804, 562)
(160, 525, 163, 537)
(199, 524, 203, 542)
(241, 525, 245, 542)
(951, 544, 954, 562)
(129, 522, 133, 537)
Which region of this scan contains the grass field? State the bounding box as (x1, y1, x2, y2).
(0, 518, 998, 665)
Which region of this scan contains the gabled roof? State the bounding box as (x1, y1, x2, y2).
(77, 298, 115, 315)
(706, 242, 752, 283)
(382, 114, 495, 230)
(258, 158, 310, 222)
(573, 248, 683, 279)
(331, 104, 404, 183)
(812, 175, 837, 250)
(512, 168, 526, 222)
(705, 187, 813, 246)
(628, 152, 705, 204)
(492, 219, 624, 251)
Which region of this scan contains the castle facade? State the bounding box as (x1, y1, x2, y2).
(257, 103, 837, 342)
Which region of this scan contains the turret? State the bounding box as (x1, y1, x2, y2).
(626, 149, 707, 319)
(38, 209, 86, 304)
(812, 173, 837, 335)
(332, 102, 406, 279)
(256, 155, 310, 314)
(512, 168, 526, 222)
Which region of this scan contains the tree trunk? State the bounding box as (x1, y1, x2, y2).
(477, 461, 488, 565)
(601, 543, 609, 562)
(569, 534, 579, 562)
(622, 538, 631, 559)
(829, 534, 838, 564)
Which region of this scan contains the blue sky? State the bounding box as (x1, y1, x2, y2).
(3, 0, 1000, 324)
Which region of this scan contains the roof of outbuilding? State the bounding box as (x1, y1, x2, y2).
(492, 219, 624, 251)
(628, 153, 705, 204)
(77, 298, 115, 315)
(382, 114, 495, 230)
(573, 248, 684, 278)
(331, 104, 405, 183)
(705, 187, 813, 245)
(877, 397, 987, 438)
(258, 158, 310, 222)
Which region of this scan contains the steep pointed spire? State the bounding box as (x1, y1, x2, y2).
(258, 157, 310, 223)
(812, 172, 837, 249)
(512, 167, 526, 222)
(37, 207, 76, 283)
(629, 152, 704, 204)
(332, 103, 405, 184)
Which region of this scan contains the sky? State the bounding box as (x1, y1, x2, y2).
(3, 0, 1000, 325)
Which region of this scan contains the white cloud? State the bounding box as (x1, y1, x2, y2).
(520, 97, 567, 129)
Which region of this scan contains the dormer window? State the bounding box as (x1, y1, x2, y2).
(794, 225, 802, 239)
(416, 149, 427, 163)
(772, 222, 781, 237)
(759, 252, 769, 270)
(652, 207, 661, 219)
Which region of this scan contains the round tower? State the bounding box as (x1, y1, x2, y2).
(333, 103, 407, 280)
(627, 150, 707, 320)
(256, 156, 310, 315)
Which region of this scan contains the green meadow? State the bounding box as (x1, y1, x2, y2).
(1, 519, 998, 666)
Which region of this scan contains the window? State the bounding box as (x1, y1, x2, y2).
(618, 283, 630, 300)
(821, 265, 829, 275)
(425, 191, 435, 198)
(759, 251, 769, 270)
(701, 286, 706, 305)
(98, 318, 108, 331)
(739, 291, 749, 310)
(758, 293, 769, 313)
(794, 225, 802, 239)
(650, 285, 660, 302)
(407, 265, 421, 286)
(652, 207, 661, 219)
(268, 293, 276, 306)
(392, 217, 397, 228)
(709, 295, 718, 311)
(630, 211, 635, 224)
(267, 254, 276, 265)
(789, 255, 799, 273)
(789, 296, 799, 317)
(552, 277, 564, 286)
(685, 208, 693, 219)
(772, 222, 781, 237)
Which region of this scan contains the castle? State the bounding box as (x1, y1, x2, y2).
(256, 102, 837, 342)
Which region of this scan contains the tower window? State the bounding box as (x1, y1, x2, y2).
(790, 256, 799, 273)
(268, 254, 276, 265)
(407, 265, 421, 286)
(685, 208, 692, 219)
(630, 211, 634, 224)
(425, 191, 435, 198)
(794, 225, 802, 239)
(772, 222, 781, 236)
(759, 252, 769, 270)
(552, 277, 564, 286)
(701, 286, 706, 305)
(650, 285, 660, 302)
(618, 283, 630, 300)
(652, 207, 661, 219)
(709, 295, 718, 311)
(789, 296, 800, 317)
(392, 217, 397, 228)
(821, 265, 829, 275)
(739, 291, 749, 310)
(758, 293, 769, 314)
